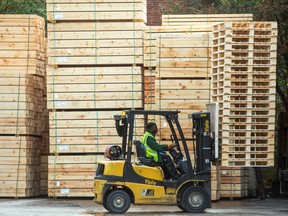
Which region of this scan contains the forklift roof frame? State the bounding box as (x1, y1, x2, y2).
(117, 109, 193, 174)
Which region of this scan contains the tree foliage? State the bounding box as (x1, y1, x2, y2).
(0, 0, 46, 19)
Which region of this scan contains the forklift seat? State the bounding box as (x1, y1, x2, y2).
(134, 140, 159, 166)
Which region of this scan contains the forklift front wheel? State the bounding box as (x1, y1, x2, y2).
(181, 186, 209, 213)
(105, 189, 131, 214)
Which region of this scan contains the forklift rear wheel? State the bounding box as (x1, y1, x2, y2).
(181, 186, 209, 213)
(105, 189, 131, 214)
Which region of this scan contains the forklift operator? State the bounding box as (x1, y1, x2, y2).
(141, 122, 180, 180)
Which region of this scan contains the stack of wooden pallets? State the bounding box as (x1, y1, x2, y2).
(0, 15, 46, 197)
(46, 0, 147, 197)
(211, 22, 277, 167)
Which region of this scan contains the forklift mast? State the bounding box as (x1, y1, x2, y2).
(190, 112, 212, 197)
(191, 112, 212, 173)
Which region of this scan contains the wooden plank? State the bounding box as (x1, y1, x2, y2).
(47, 3, 145, 11)
(48, 188, 93, 197)
(47, 30, 143, 40)
(47, 74, 141, 84)
(47, 39, 143, 48)
(49, 111, 145, 139)
(145, 25, 212, 34)
(158, 89, 210, 100)
(46, 66, 142, 76)
(48, 55, 143, 65)
(0, 42, 43, 51)
(155, 68, 210, 78)
(0, 19, 41, 27)
(0, 27, 38, 35)
(158, 36, 211, 48)
(159, 48, 210, 58)
(156, 79, 210, 90)
(0, 66, 45, 76)
(47, 11, 146, 22)
(157, 58, 211, 68)
(162, 14, 253, 19)
(47, 92, 142, 101)
(47, 47, 143, 57)
(47, 100, 142, 109)
(162, 14, 253, 26)
(48, 22, 144, 32)
(46, 2, 146, 21)
(47, 82, 142, 92)
(48, 155, 105, 164)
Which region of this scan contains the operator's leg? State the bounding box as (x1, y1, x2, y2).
(159, 153, 180, 180)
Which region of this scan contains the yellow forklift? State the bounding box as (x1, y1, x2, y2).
(94, 110, 213, 213)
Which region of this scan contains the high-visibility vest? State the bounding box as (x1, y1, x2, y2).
(141, 131, 159, 162)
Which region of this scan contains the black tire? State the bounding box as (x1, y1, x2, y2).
(103, 198, 108, 211)
(177, 204, 185, 211)
(181, 186, 209, 213)
(105, 189, 131, 214)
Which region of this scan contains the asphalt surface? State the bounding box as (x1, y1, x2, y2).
(0, 197, 287, 216)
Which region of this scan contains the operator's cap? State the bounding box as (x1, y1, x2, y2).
(146, 122, 156, 130)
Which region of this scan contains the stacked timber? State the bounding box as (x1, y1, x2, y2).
(162, 14, 253, 26)
(0, 15, 46, 197)
(0, 15, 45, 76)
(143, 26, 212, 138)
(220, 167, 250, 198)
(211, 22, 277, 167)
(46, 0, 146, 197)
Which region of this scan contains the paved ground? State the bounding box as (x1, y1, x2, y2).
(0, 197, 287, 216)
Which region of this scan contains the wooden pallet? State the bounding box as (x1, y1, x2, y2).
(46, 0, 147, 22)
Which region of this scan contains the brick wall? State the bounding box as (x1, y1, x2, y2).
(147, 0, 188, 26)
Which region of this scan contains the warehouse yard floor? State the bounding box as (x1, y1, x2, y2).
(0, 197, 287, 216)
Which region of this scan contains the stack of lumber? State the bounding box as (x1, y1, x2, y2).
(0, 74, 45, 136)
(48, 155, 105, 197)
(162, 14, 253, 26)
(46, 67, 142, 110)
(0, 15, 46, 197)
(220, 167, 250, 198)
(46, 0, 147, 197)
(0, 136, 42, 197)
(143, 27, 212, 141)
(48, 110, 143, 197)
(211, 165, 221, 200)
(49, 111, 144, 154)
(0, 15, 45, 76)
(211, 22, 277, 167)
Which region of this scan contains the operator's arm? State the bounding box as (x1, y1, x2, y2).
(146, 136, 169, 152)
